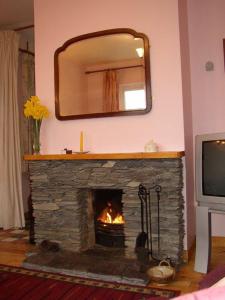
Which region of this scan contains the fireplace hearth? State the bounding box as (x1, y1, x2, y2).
(23, 244, 148, 284)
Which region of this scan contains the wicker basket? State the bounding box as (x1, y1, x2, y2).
(146, 260, 175, 284)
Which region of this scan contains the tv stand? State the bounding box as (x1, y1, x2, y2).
(194, 206, 225, 273)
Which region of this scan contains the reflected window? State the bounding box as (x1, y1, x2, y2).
(124, 89, 146, 110)
(119, 83, 146, 110)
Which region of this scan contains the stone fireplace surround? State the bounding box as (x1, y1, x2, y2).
(25, 152, 184, 265)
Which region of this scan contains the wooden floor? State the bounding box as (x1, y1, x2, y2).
(0, 229, 225, 295)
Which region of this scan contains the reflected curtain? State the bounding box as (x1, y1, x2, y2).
(103, 70, 119, 112)
(0, 31, 25, 229)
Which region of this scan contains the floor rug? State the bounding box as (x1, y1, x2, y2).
(0, 265, 180, 300)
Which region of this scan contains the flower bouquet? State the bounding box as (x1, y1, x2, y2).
(24, 96, 49, 154)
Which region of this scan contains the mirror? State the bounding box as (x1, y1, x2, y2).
(54, 28, 151, 120)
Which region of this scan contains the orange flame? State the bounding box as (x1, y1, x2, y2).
(97, 202, 125, 224)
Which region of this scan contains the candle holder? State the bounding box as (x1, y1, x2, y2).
(73, 151, 89, 154)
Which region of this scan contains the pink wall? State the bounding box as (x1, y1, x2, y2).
(188, 0, 225, 236)
(34, 0, 185, 154)
(34, 0, 196, 247)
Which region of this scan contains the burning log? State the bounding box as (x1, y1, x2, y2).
(97, 202, 125, 224)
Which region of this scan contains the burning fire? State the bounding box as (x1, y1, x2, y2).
(97, 202, 125, 224)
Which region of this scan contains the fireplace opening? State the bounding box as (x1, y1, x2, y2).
(93, 189, 125, 248)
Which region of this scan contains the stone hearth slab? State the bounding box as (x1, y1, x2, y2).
(23, 247, 153, 285)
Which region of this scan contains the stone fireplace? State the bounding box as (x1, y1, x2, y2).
(26, 152, 184, 265)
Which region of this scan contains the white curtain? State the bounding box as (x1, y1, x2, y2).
(0, 31, 25, 229)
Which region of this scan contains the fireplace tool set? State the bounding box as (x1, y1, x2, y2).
(135, 183, 162, 265)
(135, 184, 176, 283)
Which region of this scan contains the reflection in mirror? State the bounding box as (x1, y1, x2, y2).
(55, 29, 151, 120)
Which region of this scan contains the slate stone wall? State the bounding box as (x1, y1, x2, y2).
(29, 158, 184, 264)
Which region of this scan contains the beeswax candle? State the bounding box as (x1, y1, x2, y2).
(80, 131, 84, 152)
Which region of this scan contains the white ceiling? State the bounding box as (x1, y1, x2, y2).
(0, 0, 34, 28)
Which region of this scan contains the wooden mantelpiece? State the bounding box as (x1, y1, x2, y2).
(24, 151, 184, 161)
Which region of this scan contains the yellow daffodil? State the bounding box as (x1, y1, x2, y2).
(24, 96, 50, 120)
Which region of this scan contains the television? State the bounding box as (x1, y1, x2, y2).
(196, 132, 225, 209)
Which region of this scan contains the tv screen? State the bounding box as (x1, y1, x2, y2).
(202, 140, 225, 197)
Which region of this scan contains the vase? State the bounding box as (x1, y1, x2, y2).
(32, 119, 42, 155)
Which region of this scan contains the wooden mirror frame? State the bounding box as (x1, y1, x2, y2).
(54, 28, 152, 120)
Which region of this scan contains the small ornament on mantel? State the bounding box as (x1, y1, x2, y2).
(144, 140, 158, 152)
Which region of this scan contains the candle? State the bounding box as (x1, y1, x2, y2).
(80, 131, 84, 152)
